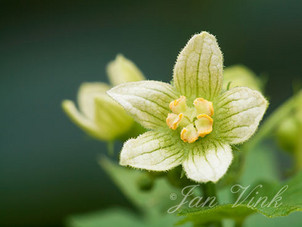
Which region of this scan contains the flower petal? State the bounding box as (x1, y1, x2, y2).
(94, 94, 134, 139)
(62, 100, 108, 140)
(120, 130, 183, 171)
(215, 87, 268, 144)
(77, 82, 110, 120)
(173, 32, 223, 100)
(107, 54, 145, 86)
(182, 141, 233, 183)
(107, 81, 179, 129)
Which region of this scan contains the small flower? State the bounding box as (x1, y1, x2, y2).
(62, 55, 145, 141)
(108, 32, 268, 183)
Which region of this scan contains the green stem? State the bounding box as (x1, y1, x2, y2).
(234, 220, 244, 227)
(107, 141, 114, 156)
(201, 183, 222, 227)
(202, 182, 217, 200)
(244, 91, 301, 152)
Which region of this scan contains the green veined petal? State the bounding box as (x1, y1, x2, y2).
(215, 87, 268, 144)
(120, 130, 184, 171)
(173, 31, 223, 100)
(107, 81, 179, 130)
(94, 94, 134, 140)
(182, 141, 232, 183)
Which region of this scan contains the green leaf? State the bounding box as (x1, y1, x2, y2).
(66, 207, 192, 227)
(99, 156, 182, 213)
(178, 172, 302, 226)
(245, 212, 302, 227)
(66, 208, 145, 227)
(240, 144, 279, 185)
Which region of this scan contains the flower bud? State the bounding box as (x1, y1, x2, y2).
(276, 92, 302, 153)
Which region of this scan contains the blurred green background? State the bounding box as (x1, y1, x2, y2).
(1, 0, 302, 226)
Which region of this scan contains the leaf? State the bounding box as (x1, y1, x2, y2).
(178, 171, 302, 226)
(99, 156, 183, 213)
(240, 144, 279, 185)
(66, 207, 192, 227)
(245, 211, 302, 227)
(66, 208, 145, 227)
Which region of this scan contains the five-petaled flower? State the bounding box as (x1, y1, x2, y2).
(108, 32, 268, 183)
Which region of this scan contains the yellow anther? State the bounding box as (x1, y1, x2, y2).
(167, 96, 214, 143)
(166, 113, 183, 130)
(169, 96, 187, 114)
(195, 114, 213, 137)
(181, 124, 199, 143)
(193, 98, 214, 117)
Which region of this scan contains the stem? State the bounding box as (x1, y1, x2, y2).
(234, 220, 244, 227)
(202, 182, 217, 200)
(201, 183, 222, 227)
(107, 141, 114, 156)
(244, 91, 301, 152)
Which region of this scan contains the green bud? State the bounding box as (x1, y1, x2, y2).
(277, 117, 300, 153)
(276, 92, 302, 153)
(223, 65, 263, 92)
(136, 173, 154, 191)
(107, 54, 145, 86)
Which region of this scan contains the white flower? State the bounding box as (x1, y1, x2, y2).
(62, 55, 145, 141)
(108, 32, 268, 183)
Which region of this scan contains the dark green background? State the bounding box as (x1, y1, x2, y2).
(1, 0, 302, 226)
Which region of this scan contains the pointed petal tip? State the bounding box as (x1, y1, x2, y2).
(173, 31, 223, 99)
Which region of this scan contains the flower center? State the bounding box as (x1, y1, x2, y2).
(166, 96, 214, 143)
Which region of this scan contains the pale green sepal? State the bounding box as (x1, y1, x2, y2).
(107, 81, 179, 129)
(62, 100, 107, 140)
(77, 82, 110, 119)
(173, 31, 223, 100)
(120, 130, 183, 171)
(182, 141, 233, 183)
(94, 94, 134, 140)
(107, 54, 145, 86)
(215, 87, 268, 144)
(223, 65, 263, 92)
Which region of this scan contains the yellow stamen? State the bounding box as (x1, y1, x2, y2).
(166, 113, 183, 130)
(180, 124, 199, 143)
(195, 114, 213, 137)
(169, 96, 187, 114)
(193, 98, 214, 116)
(167, 96, 214, 143)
